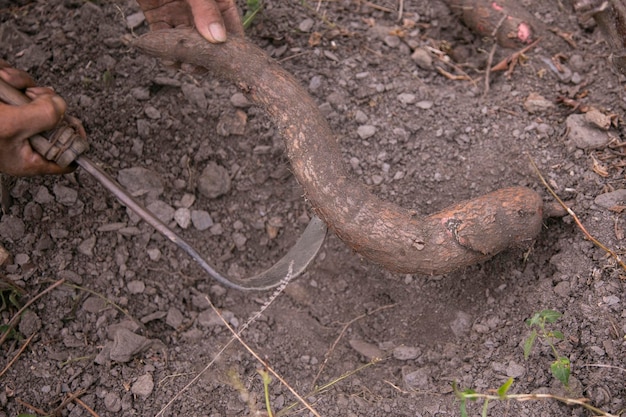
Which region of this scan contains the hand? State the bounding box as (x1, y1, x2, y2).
(0, 62, 75, 176)
(137, 0, 244, 43)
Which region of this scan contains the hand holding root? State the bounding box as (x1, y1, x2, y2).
(134, 30, 548, 275)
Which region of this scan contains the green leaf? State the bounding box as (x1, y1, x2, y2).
(497, 377, 514, 399)
(463, 388, 478, 401)
(523, 329, 538, 360)
(551, 357, 570, 387)
(526, 312, 542, 327)
(539, 309, 562, 324)
(551, 330, 565, 340)
(18, 414, 38, 417)
(459, 398, 468, 417)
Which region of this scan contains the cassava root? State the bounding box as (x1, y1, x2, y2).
(134, 30, 546, 275)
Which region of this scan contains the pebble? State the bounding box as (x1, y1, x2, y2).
(131, 87, 150, 101)
(357, 125, 377, 140)
(506, 361, 526, 378)
(147, 248, 161, 261)
(181, 83, 208, 109)
(126, 11, 145, 29)
(127, 280, 145, 294)
(18, 310, 41, 336)
(354, 110, 368, 123)
(131, 374, 154, 399)
(144, 105, 161, 120)
(349, 339, 384, 360)
(58, 270, 82, 284)
(397, 93, 416, 104)
(78, 236, 96, 257)
(33, 186, 53, 204)
(53, 184, 78, 206)
(309, 75, 322, 91)
(393, 345, 421, 360)
(0, 216, 25, 241)
(384, 35, 401, 48)
(594, 189, 626, 209)
(449, 311, 472, 338)
(524, 92, 554, 113)
(191, 210, 214, 231)
(198, 309, 223, 327)
(216, 110, 247, 136)
(403, 367, 431, 390)
(104, 392, 122, 412)
(166, 307, 184, 329)
(230, 93, 252, 108)
(153, 76, 181, 87)
(566, 113, 610, 149)
(14, 253, 29, 265)
(82, 296, 107, 313)
(416, 100, 433, 109)
(299, 18, 314, 32)
(372, 175, 384, 185)
(197, 162, 231, 199)
(146, 200, 175, 223)
(232, 232, 247, 249)
(109, 328, 152, 363)
(178, 193, 196, 208)
(174, 207, 191, 229)
(411, 48, 433, 69)
(136, 119, 151, 139)
(117, 167, 164, 197)
(585, 108, 611, 130)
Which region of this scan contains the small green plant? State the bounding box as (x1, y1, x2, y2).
(523, 309, 570, 387)
(243, 0, 263, 29)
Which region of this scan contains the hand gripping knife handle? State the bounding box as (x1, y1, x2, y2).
(0, 77, 88, 167)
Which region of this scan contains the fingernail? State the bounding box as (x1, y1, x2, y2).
(208, 23, 226, 42)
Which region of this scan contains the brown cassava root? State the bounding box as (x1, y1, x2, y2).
(134, 30, 545, 275)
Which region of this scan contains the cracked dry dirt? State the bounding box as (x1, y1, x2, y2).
(1, 1, 626, 416)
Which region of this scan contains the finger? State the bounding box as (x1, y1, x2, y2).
(187, 0, 227, 42)
(144, 1, 192, 30)
(217, 0, 244, 36)
(0, 95, 66, 140)
(12, 147, 75, 176)
(24, 86, 57, 99)
(0, 67, 36, 90)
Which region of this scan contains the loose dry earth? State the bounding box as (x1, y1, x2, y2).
(1, 1, 625, 416)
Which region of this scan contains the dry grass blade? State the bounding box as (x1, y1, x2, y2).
(0, 332, 35, 378)
(206, 296, 322, 417)
(0, 278, 65, 346)
(529, 157, 626, 272)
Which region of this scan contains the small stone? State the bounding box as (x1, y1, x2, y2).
(371, 175, 384, 185)
(230, 93, 252, 108)
(0, 216, 25, 241)
(354, 110, 368, 123)
(594, 189, 626, 209)
(147, 248, 161, 261)
(197, 162, 231, 199)
(33, 186, 53, 204)
(411, 48, 433, 69)
(181, 83, 207, 109)
(174, 208, 191, 229)
(357, 125, 377, 140)
(146, 200, 175, 223)
(126, 11, 145, 29)
(299, 18, 314, 32)
(524, 92, 554, 113)
(449, 311, 472, 338)
(136, 119, 151, 139)
(397, 93, 416, 104)
(198, 309, 223, 327)
(178, 193, 196, 208)
(144, 106, 161, 120)
(349, 339, 384, 360)
(109, 328, 152, 363)
(233, 232, 247, 249)
(131, 87, 150, 101)
(393, 346, 421, 360)
(117, 167, 164, 197)
(566, 113, 610, 149)
(191, 210, 214, 231)
(553, 281, 571, 298)
(14, 253, 29, 265)
(166, 307, 184, 329)
(131, 374, 154, 399)
(216, 110, 247, 136)
(83, 296, 107, 313)
(127, 280, 145, 294)
(506, 361, 526, 378)
(585, 108, 611, 130)
(53, 183, 78, 206)
(416, 100, 433, 110)
(18, 310, 41, 336)
(104, 392, 122, 412)
(403, 367, 431, 390)
(78, 236, 96, 257)
(384, 35, 401, 47)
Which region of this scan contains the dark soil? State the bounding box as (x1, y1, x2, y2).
(1, 1, 625, 416)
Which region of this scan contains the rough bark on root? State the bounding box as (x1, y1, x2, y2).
(134, 30, 544, 275)
(441, 0, 538, 48)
